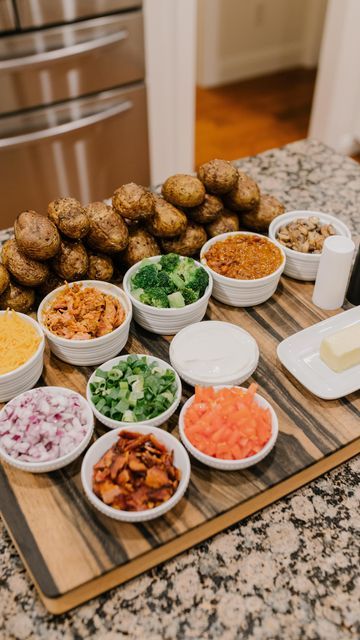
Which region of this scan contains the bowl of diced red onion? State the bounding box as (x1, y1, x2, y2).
(0, 387, 94, 473)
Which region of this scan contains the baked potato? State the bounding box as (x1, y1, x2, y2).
(112, 183, 155, 221)
(86, 202, 129, 254)
(161, 223, 207, 256)
(241, 194, 285, 232)
(223, 171, 260, 211)
(14, 210, 60, 261)
(121, 227, 160, 267)
(145, 196, 188, 237)
(87, 252, 114, 281)
(162, 174, 205, 208)
(37, 273, 65, 299)
(1, 239, 49, 287)
(206, 210, 240, 237)
(0, 264, 10, 295)
(52, 239, 89, 281)
(197, 159, 237, 194)
(188, 194, 223, 224)
(0, 281, 35, 313)
(48, 197, 89, 239)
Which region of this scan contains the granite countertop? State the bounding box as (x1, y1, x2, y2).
(1, 140, 360, 640)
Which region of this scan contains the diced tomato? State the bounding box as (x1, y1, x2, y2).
(232, 444, 244, 459)
(183, 383, 272, 462)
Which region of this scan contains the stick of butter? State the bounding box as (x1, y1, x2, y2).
(320, 322, 360, 372)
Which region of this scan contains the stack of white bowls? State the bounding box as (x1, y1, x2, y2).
(269, 211, 352, 281)
(0, 312, 45, 402)
(200, 232, 285, 307)
(38, 281, 132, 366)
(123, 256, 213, 335)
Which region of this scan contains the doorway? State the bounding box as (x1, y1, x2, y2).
(195, 0, 327, 166)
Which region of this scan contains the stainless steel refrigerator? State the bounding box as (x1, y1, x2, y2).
(0, 0, 150, 228)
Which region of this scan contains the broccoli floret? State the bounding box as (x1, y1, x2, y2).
(131, 263, 159, 290)
(182, 287, 199, 305)
(157, 270, 177, 294)
(159, 253, 181, 272)
(187, 267, 209, 296)
(139, 290, 153, 306)
(141, 287, 169, 308)
(174, 257, 197, 284)
(131, 287, 144, 301)
(169, 272, 186, 290)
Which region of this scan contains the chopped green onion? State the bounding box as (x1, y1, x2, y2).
(90, 355, 178, 423)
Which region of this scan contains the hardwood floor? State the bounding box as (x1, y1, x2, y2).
(195, 67, 317, 167)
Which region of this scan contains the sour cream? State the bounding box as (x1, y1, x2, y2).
(169, 321, 259, 386)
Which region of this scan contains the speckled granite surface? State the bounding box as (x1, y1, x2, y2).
(1, 140, 360, 640)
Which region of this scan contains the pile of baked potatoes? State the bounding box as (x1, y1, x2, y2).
(0, 159, 284, 312)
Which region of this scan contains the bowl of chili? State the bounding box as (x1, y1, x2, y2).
(200, 231, 285, 306)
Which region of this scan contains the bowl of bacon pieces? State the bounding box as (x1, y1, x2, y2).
(81, 425, 191, 522)
(178, 383, 278, 470)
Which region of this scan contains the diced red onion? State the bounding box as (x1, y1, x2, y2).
(0, 388, 89, 463)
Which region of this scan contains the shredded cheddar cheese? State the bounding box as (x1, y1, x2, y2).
(0, 310, 41, 375)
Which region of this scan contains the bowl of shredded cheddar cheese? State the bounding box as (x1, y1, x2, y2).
(0, 310, 45, 402)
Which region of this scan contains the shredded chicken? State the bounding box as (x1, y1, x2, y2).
(92, 431, 181, 512)
(43, 283, 126, 339)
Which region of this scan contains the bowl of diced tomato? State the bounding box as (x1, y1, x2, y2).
(178, 384, 278, 470)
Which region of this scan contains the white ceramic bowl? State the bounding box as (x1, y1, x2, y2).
(269, 210, 352, 281)
(38, 280, 132, 366)
(0, 311, 45, 402)
(169, 321, 259, 387)
(200, 232, 285, 307)
(87, 354, 182, 429)
(81, 424, 191, 522)
(178, 385, 278, 471)
(0, 386, 94, 473)
(123, 255, 213, 335)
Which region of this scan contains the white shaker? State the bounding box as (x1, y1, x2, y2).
(312, 235, 355, 310)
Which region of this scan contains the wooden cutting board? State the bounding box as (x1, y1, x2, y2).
(1, 276, 359, 614)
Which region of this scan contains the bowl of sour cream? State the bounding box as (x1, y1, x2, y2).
(169, 320, 259, 387)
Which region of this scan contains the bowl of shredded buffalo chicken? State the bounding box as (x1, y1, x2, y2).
(38, 281, 132, 366)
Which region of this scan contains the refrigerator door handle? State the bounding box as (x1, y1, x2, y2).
(0, 100, 133, 149)
(0, 29, 128, 73)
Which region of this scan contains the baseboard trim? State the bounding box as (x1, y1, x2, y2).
(199, 43, 305, 88)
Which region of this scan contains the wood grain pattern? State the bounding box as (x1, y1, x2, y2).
(1, 276, 360, 614)
(195, 68, 317, 166)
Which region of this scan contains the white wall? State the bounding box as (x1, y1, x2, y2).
(309, 0, 360, 155)
(197, 0, 327, 87)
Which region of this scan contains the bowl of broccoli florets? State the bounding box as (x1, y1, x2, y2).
(123, 254, 213, 335)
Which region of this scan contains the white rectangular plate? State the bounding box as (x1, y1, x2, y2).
(277, 306, 360, 400)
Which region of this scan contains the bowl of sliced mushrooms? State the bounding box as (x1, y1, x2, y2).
(269, 210, 352, 281)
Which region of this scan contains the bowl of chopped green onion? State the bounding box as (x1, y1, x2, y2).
(123, 254, 213, 335)
(86, 354, 182, 429)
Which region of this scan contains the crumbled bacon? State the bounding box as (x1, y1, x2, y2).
(92, 431, 181, 512)
(128, 454, 147, 472)
(145, 466, 170, 489)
